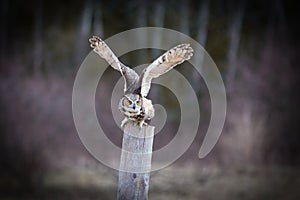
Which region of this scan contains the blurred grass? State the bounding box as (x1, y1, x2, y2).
(1, 166, 299, 200)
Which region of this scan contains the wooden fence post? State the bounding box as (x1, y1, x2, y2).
(117, 122, 155, 200)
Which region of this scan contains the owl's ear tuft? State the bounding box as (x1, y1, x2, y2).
(133, 87, 141, 96)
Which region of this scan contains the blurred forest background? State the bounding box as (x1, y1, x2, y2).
(0, 0, 299, 199)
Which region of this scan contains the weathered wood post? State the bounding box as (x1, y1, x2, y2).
(117, 122, 155, 200)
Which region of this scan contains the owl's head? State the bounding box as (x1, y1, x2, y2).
(123, 94, 142, 110)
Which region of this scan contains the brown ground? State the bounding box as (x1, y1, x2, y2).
(1, 166, 299, 200)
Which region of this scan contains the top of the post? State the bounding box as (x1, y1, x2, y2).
(123, 122, 155, 139)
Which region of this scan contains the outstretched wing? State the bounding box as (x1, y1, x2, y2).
(139, 43, 193, 97)
(89, 36, 139, 93)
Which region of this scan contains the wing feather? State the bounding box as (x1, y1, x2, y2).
(139, 43, 193, 97)
(89, 36, 139, 93)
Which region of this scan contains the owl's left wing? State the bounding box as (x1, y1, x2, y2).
(89, 36, 123, 71)
(139, 43, 193, 97)
(89, 36, 139, 93)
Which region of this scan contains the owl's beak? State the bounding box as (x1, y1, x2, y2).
(133, 104, 136, 110)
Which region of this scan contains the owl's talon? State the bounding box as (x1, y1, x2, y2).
(120, 118, 129, 130)
(138, 121, 148, 129)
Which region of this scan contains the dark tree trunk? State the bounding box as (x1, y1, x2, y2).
(0, 0, 8, 67)
(93, 2, 104, 37)
(151, 1, 165, 58)
(225, 0, 247, 90)
(33, 0, 43, 73)
(179, 1, 189, 36)
(193, 0, 210, 93)
(136, 0, 147, 64)
(75, 0, 93, 65)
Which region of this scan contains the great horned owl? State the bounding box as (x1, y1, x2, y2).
(89, 36, 193, 129)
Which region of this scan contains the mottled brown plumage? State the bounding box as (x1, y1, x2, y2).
(89, 35, 193, 128)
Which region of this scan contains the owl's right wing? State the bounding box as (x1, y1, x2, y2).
(89, 36, 139, 93)
(139, 43, 193, 97)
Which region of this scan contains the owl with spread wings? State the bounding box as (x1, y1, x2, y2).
(89, 36, 193, 129)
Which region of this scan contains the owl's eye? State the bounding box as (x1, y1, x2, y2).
(125, 99, 132, 105)
(136, 100, 141, 105)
